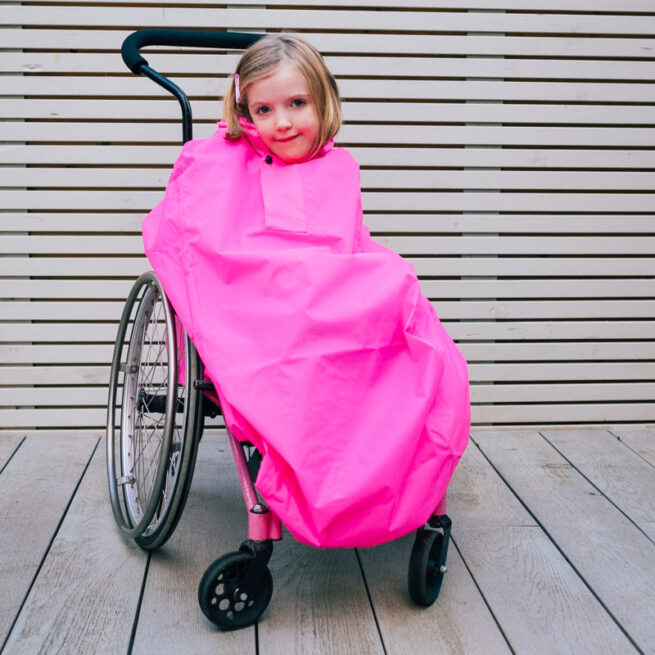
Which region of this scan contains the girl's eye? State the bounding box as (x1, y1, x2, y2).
(291, 98, 307, 108)
(256, 106, 271, 115)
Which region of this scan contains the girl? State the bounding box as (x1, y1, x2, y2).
(142, 33, 470, 549)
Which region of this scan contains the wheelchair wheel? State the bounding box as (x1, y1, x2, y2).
(107, 271, 203, 550)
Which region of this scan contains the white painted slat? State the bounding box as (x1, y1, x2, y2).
(8, 52, 655, 81)
(4, 189, 655, 212)
(8, 167, 655, 191)
(10, 0, 655, 10)
(6, 6, 655, 34)
(2, 212, 655, 235)
(5, 99, 655, 126)
(473, 403, 655, 423)
(9, 77, 655, 103)
(2, 257, 654, 279)
(6, 145, 655, 169)
(3, 278, 653, 301)
(3, 29, 655, 58)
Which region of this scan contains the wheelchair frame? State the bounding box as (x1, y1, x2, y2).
(107, 29, 451, 631)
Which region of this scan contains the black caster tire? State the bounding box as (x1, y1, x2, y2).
(198, 550, 273, 630)
(408, 516, 451, 607)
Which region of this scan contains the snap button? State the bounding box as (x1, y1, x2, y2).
(265, 155, 273, 164)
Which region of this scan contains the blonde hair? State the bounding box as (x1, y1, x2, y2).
(223, 33, 342, 156)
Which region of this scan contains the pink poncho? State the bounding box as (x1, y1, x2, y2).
(142, 119, 470, 548)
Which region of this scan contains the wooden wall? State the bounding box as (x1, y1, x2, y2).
(2, 1, 655, 430)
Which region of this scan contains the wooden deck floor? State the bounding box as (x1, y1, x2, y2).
(1, 426, 654, 654)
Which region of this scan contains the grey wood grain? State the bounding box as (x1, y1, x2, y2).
(450, 441, 637, 655)
(3, 442, 147, 655)
(542, 428, 655, 541)
(358, 533, 511, 655)
(131, 431, 254, 654)
(0, 434, 24, 472)
(610, 426, 655, 468)
(0, 432, 98, 648)
(258, 537, 385, 655)
(473, 429, 654, 654)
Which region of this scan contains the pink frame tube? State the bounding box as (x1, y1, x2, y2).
(226, 427, 282, 541)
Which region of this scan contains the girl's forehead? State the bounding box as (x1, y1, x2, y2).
(247, 65, 310, 102)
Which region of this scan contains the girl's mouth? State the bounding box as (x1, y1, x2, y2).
(276, 135, 300, 143)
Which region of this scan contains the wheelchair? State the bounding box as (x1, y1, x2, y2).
(106, 29, 452, 631)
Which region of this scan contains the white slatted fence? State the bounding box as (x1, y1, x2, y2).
(2, 2, 654, 429)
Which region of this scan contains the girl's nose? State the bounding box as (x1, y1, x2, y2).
(275, 110, 292, 131)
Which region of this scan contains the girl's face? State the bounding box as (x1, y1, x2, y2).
(246, 64, 320, 164)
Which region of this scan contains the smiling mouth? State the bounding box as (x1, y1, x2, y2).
(276, 135, 300, 143)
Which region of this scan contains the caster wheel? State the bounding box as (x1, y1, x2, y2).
(198, 550, 273, 630)
(408, 515, 452, 606)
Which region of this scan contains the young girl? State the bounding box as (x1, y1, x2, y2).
(142, 33, 470, 549)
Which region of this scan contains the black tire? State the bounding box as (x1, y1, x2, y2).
(198, 550, 274, 630)
(408, 519, 450, 606)
(107, 271, 203, 550)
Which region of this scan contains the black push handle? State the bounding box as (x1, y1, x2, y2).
(122, 28, 262, 74)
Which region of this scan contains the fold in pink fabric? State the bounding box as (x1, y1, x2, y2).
(142, 120, 470, 548)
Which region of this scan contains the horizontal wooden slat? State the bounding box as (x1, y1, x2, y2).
(4, 100, 655, 126)
(4, 190, 655, 212)
(3, 341, 653, 365)
(7, 167, 655, 191)
(2, 320, 654, 344)
(11, 0, 655, 11)
(3, 278, 653, 300)
(7, 53, 655, 81)
(2, 299, 654, 320)
(2, 257, 654, 279)
(8, 77, 655, 102)
(6, 6, 655, 34)
(3, 29, 655, 58)
(4, 234, 655, 255)
(2, 213, 655, 236)
(6, 145, 655, 169)
(4, 381, 654, 408)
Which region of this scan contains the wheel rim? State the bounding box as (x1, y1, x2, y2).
(107, 272, 177, 538)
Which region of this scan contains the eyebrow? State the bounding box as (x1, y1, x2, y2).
(249, 93, 311, 108)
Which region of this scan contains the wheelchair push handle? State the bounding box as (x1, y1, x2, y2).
(121, 28, 262, 74)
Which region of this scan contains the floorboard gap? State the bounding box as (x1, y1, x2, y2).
(127, 550, 151, 655)
(470, 436, 645, 655)
(450, 536, 516, 655)
(354, 548, 388, 655)
(0, 437, 26, 476)
(608, 429, 655, 470)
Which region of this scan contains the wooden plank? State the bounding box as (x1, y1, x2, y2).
(448, 442, 636, 654)
(9, 167, 655, 191)
(2, 444, 148, 654)
(258, 541, 384, 653)
(5, 340, 655, 366)
(0, 432, 98, 645)
(472, 403, 655, 424)
(358, 535, 511, 654)
(2, 29, 654, 58)
(131, 432, 254, 653)
(610, 427, 655, 468)
(7, 120, 655, 146)
(540, 429, 655, 540)
(6, 6, 655, 35)
(3, 212, 655, 236)
(2, 256, 654, 279)
(6, 145, 655, 169)
(9, 0, 655, 11)
(473, 429, 655, 652)
(5, 279, 655, 301)
(5, 189, 655, 213)
(7, 52, 655, 81)
(5, 99, 655, 125)
(0, 435, 24, 472)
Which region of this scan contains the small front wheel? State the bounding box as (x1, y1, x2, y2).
(408, 515, 452, 606)
(198, 550, 273, 630)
